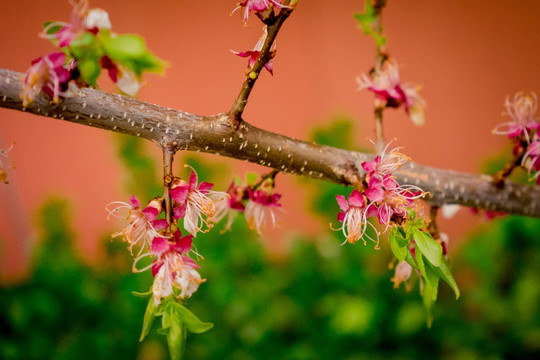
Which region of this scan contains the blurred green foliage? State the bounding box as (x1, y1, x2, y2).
(1, 133, 539, 359)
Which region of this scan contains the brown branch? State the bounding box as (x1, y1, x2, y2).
(1, 68, 539, 217)
(229, 7, 293, 128)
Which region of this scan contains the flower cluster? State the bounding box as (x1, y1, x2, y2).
(335, 143, 426, 247)
(214, 172, 282, 234)
(108, 170, 223, 305)
(358, 60, 425, 126)
(21, 0, 165, 106)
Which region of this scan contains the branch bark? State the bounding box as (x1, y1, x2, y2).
(1, 68, 539, 218)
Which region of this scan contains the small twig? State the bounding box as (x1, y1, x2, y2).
(253, 169, 280, 190)
(493, 139, 528, 189)
(229, 7, 294, 129)
(162, 144, 176, 232)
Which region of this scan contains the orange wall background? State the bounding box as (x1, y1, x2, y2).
(1, 0, 539, 280)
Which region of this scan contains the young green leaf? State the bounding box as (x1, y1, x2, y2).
(159, 302, 187, 360)
(77, 57, 101, 86)
(413, 230, 443, 267)
(172, 302, 214, 334)
(389, 227, 408, 261)
(102, 34, 167, 76)
(139, 297, 157, 342)
(429, 258, 460, 299)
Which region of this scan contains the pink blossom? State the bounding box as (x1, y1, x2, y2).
(170, 170, 225, 236)
(493, 92, 539, 142)
(358, 60, 425, 125)
(21, 52, 72, 107)
(364, 175, 423, 228)
(107, 195, 168, 255)
(335, 189, 378, 246)
(150, 231, 204, 306)
(522, 135, 540, 183)
(214, 181, 246, 231)
(231, 27, 274, 75)
(244, 187, 281, 234)
(233, 0, 288, 24)
(391, 260, 413, 289)
(361, 142, 410, 181)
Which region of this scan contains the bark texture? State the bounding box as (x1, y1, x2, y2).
(1, 68, 539, 217)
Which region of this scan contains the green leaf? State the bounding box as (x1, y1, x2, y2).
(423, 262, 440, 302)
(139, 296, 157, 342)
(389, 227, 408, 261)
(102, 34, 167, 76)
(413, 230, 443, 267)
(69, 32, 97, 58)
(77, 57, 102, 86)
(158, 301, 186, 360)
(429, 258, 460, 299)
(172, 302, 214, 334)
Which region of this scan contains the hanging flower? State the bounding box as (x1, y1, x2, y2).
(150, 231, 204, 306)
(522, 134, 540, 183)
(231, 27, 274, 75)
(335, 189, 378, 246)
(214, 181, 247, 231)
(244, 187, 281, 234)
(107, 195, 168, 255)
(170, 170, 225, 236)
(493, 92, 539, 143)
(21, 52, 72, 107)
(358, 60, 425, 125)
(364, 174, 424, 229)
(391, 260, 413, 289)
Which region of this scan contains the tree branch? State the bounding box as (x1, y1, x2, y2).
(1, 68, 539, 218)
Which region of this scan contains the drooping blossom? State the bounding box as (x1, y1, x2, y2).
(150, 232, 204, 306)
(0, 144, 14, 184)
(107, 195, 168, 255)
(493, 92, 539, 143)
(231, 27, 274, 75)
(358, 60, 425, 125)
(391, 260, 413, 289)
(335, 189, 378, 246)
(364, 174, 424, 229)
(232, 0, 288, 25)
(244, 187, 282, 234)
(21, 52, 72, 107)
(522, 134, 540, 184)
(170, 170, 225, 236)
(214, 181, 247, 231)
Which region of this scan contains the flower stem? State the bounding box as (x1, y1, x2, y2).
(163, 144, 176, 232)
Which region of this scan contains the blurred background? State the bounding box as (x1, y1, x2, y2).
(1, 0, 539, 358)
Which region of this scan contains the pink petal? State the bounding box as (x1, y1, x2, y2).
(348, 189, 365, 208)
(170, 186, 189, 204)
(335, 195, 349, 212)
(173, 203, 187, 219)
(143, 206, 159, 221)
(129, 195, 141, 208)
(151, 237, 170, 256)
(152, 219, 169, 231)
